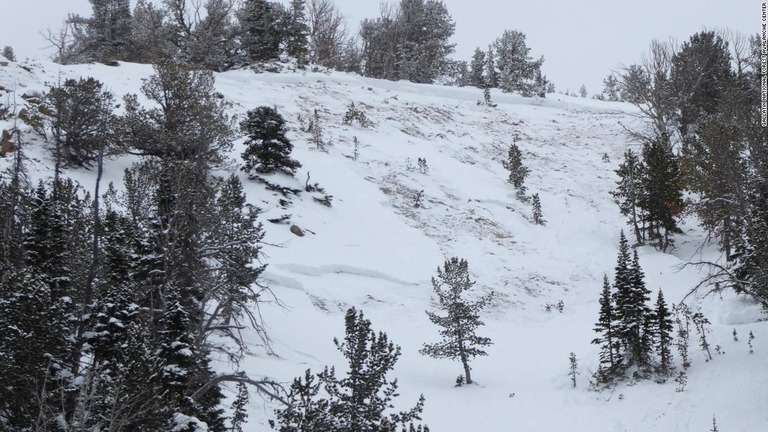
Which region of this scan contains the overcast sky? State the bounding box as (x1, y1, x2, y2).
(0, 0, 759, 94)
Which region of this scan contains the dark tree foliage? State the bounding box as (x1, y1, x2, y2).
(731, 174, 768, 308)
(611, 149, 645, 245)
(360, 0, 455, 84)
(469, 47, 487, 88)
(670, 31, 734, 139)
(683, 118, 747, 259)
(238, 0, 286, 62)
(420, 257, 493, 385)
(503, 142, 529, 200)
(492, 29, 545, 96)
(241, 106, 302, 176)
(638, 133, 684, 252)
(274, 308, 428, 432)
(654, 290, 674, 374)
(592, 275, 621, 380)
(119, 61, 233, 164)
(286, 0, 310, 65)
(531, 192, 545, 225)
(127, 0, 171, 63)
(62, 0, 133, 63)
(46, 77, 116, 168)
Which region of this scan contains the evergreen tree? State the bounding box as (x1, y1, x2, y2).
(531, 193, 545, 225)
(592, 275, 620, 379)
(683, 118, 747, 259)
(639, 133, 684, 252)
(601, 73, 622, 101)
(611, 149, 645, 244)
(485, 44, 498, 88)
(274, 308, 427, 432)
(286, 0, 310, 66)
(127, 0, 169, 63)
(654, 290, 674, 374)
(469, 47, 487, 88)
(623, 250, 653, 367)
(238, 0, 286, 62)
(420, 257, 493, 385)
(240, 106, 302, 176)
(492, 29, 544, 96)
(579, 84, 588, 98)
(503, 141, 529, 200)
(186, 0, 241, 71)
(395, 0, 456, 84)
(46, 77, 116, 168)
(64, 0, 133, 63)
(670, 31, 734, 139)
(611, 231, 632, 362)
(119, 61, 233, 164)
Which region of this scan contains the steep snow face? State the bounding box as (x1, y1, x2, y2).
(1, 59, 765, 432)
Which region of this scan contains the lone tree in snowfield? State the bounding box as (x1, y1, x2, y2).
(503, 141, 530, 200)
(240, 106, 302, 176)
(420, 257, 493, 385)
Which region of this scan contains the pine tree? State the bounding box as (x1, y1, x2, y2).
(627, 250, 653, 367)
(273, 308, 427, 431)
(240, 106, 302, 176)
(469, 47, 487, 88)
(238, 0, 286, 62)
(485, 44, 498, 88)
(602, 73, 622, 101)
(611, 231, 632, 361)
(639, 133, 684, 252)
(420, 257, 493, 385)
(492, 29, 544, 96)
(286, 0, 310, 66)
(127, 0, 169, 63)
(670, 31, 734, 139)
(611, 149, 645, 244)
(531, 193, 545, 225)
(654, 290, 674, 374)
(503, 142, 529, 200)
(579, 84, 588, 98)
(46, 77, 116, 168)
(119, 61, 233, 164)
(592, 275, 621, 379)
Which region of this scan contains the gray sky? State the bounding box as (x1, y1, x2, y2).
(0, 0, 759, 94)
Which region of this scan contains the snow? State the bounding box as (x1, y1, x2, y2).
(1, 57, 766, 431)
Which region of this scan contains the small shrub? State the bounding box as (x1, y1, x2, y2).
(1, 46, 16, 62)
(342, 101, 371, 127)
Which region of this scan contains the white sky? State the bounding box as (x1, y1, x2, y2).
(0, 0, 759, 94)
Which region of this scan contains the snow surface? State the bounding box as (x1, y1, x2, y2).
(1, 58, 766, 431)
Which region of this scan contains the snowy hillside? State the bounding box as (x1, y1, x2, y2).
(1, 58, 766, 431)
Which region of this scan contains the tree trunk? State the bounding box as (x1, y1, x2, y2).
(459, 345, 472, 384)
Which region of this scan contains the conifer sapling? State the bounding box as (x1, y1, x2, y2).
(420, 257, 493, 385)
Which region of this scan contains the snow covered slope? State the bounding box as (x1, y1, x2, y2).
(1, 58, 766, 431)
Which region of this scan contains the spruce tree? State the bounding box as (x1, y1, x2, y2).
(286, 0, 310, 66)
(592, 275, 620, 379)
(504, 141, 529, 200)
(469, 47, 486, 88)
(240, 106, 302, 176)
(639, 133, 684, 252)
(611, 231, 632, 362)
(273, 308, 427, 432)
(611, 149, 645, 244)
(420, 257, 493, 385)
(654, 290, 674, 374)
(46, 77, 116, 168)
(531, 193, 545, 225)
(621, 249, 653, 368)
(238, 0, 285, 62)
(485, 44, 498, 88)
